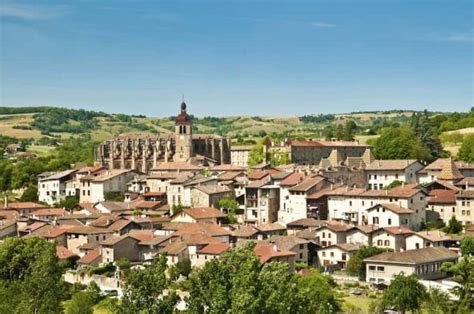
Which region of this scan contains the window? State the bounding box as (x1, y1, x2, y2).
(388, 218, 392, 225)
(299, 253, 303, 259)
(322, 252, 326, 257)
(377, 240, 382, 246)
(299, 244, 304, 249)
(330, 252, 334, 257)
(369, 265, 376, 271)
(376, 266, 384, 271)
(384, 240, 390, 246)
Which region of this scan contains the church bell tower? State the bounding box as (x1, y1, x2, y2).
(174, 101, 193, 162)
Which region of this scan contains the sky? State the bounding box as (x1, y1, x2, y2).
(0, 0, 473, 117)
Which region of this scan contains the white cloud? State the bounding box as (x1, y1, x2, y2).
(310, 21, 335, 28)
(0, 3, 66, 20)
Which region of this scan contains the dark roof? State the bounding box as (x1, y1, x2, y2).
(364, 247, 458, 265)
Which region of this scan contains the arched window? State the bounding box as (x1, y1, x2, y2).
(384, 240, 390, 246)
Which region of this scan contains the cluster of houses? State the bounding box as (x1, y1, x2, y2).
(1, 142, 473, 287)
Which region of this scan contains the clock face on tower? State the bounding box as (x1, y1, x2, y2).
(180, 135, 184, 140)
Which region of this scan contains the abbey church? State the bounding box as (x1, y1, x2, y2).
(95, 101, 231, 173)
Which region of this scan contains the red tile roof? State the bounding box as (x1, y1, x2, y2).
(254, 243, 296, 264)
(428, 190, 457, 205)
(280, 173, 306, 186)
(77, 248, 102, 265)
(56, 246, 77, 260)
(181, 207, 226, 220)
(197, 242, 230, 255)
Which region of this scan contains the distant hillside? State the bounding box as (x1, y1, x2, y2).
(0, 106, 472, 146)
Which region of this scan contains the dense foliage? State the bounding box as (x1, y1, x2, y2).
(458, 134, 474, 163)
(381, 273, 427, 313)
(186, 242, 340, 313)
(31, 107, 107, 133)
(0, 136, 96, 191)
(346, 246, 391, 278)
(0, 237, 67, 313)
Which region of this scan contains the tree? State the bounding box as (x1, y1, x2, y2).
(441, 257, 473, 312)
(0, 237, 66, 313)
(171, 204, 183, 215)
(65, 282, 102, 314)
(444, 216, 463, 234)
(460, 236, 474, 257)
(116, 255, 178, 314)
(346, 246, 390, 278)
(218, 196, 239, 223)
(374, 127, 431, 161)
(248, 141, 264, 166)
(458, 134, 474, 163)
(186, 242, 339, 313)
(383, 180, 403, 190)
(19, 186, 38, 202)
(422, 287, 454, 314)
(381, 273, 426, 314)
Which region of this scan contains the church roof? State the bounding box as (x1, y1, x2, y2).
(176, 101, 191, 124)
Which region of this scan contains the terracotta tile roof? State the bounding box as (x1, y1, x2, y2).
(456, 190, 474, 198)
(210, 164, 246, 172)
(193, 185, 232, 195)
(280, 173, 306, 186)
(0, 219, 17, 231)
(255, 223, 286, 232)
(246, 178, 270, 188)
(181, 207, 226, 220)
(78, 242, 99, 250)
(101, 233, 138, 246)
(0, 210, 19, 220)
(321, 243, 363, 252)
(423, 158, 473, 171)
(230, 224, 258, 238)
(263, 235, 308, 251)
(30, 208, 65, 217)
(1, 202, 47, 210)
(254, 243, 296, 264)
(426, 180, 460, 191)
(366, 160, 419, 170)
(438, 159, 464, 180)
(138, 235, 172, 246)
(217, 171, 244, 181)
(97, 201, 135, 212)
(364, 247, 458, 265)
(174, 233, 221, 246)
(427, 190, 457, 204)
(248, 169, 280, 181)
(291, 140, 368, 147)
(77, 248, 102, 265)
(56, 246, 77, 260)
(288, 176, 326, 192)
(368, 203, 414, 214)
(270, 171, 292, 180)
(410, 230, 451, 242)
(381, 226, 414, 235)
(132, 200, 162, 209)
(146, 172, 180, 180)
(92, 169, 134, 182)
(19, 221, 48, 233)
(88, 215, 120, 227)
(128, 230, 155, 242)
(455, 177, 474, 187)
(197, 242, 230, 255)
(287, 218, 328, 228)
(354, 224, 379, 234)
(317, 222, 354, 232)
(322, 183, 425, 199)
(295, 229, 318, 240)
(39, 169, 77, 181)
(151, 162, 202, 172)
(162, 239, 187, 255)
(172, 222, 231, 237)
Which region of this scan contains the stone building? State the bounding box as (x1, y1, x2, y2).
(95, 101, 231, 173)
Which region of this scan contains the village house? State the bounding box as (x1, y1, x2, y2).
(254, 243, 296, 269)
(191, 185, 233, 208)
(372, 226, 414, 252)
(405, 230, 459, 251)
(418, 158, 474, 184)
(29, 207, 66, 222)
(230, 145, 253, 168)
(262, 235, 309, 264)
(426, 189, 457, 224)
(366, 203, 414, 229)
(1, 201, 49, 215)
(101, 231, 154, 263)
(79, 169, 138, 203)
(314, 222, 354, 247)
(455, 190, 474, 225)
(364, 247, 458, 284)
(317, 243, 362, 269)
(244, 179, 280, 224)
(279, 175, 330, 225)
(192, 242, 231, 268)
(326, 184, 427, 230)
(345, 225, 378, 246)
(38, 169, 78, 205)
(285, 218, 328, 235)
(167, 174, 218, 207)
(170, 207, 226, 224)
(364, 160, 423, 190)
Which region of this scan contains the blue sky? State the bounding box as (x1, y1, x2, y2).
(0, 0, 473, 117)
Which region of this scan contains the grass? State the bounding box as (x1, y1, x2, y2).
(27, 145, 56, 157)
(342, 294, 375, 313)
